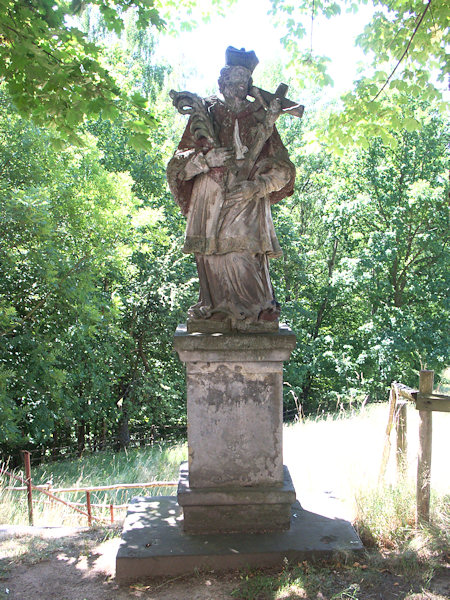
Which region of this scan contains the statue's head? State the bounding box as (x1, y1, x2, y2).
(218, 66, 252, 99)
(218, 46, 258, 100)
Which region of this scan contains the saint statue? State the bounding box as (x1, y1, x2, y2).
(167, 47, 301, 332)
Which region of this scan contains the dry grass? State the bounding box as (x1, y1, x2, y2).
(0, 442, 187, 527)
(284, 402, 450, 522)
(1, 401, 448, 546)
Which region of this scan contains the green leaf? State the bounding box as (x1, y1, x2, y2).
(403, 118, 421, 132)
(130, 92, 148, 109)
(128, 133, 152, 152)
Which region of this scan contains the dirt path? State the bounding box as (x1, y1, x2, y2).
(1, 527, 237, 600)
(1, 527, 448, 600)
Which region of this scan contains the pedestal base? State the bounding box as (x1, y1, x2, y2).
(178, 462, 296, 534)
(116, 496, 363, 583)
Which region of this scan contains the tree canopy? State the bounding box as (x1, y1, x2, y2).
(1, 0, 448, 150)
(0, 0, 169, 148)
(0, 0, 448, 461)
(0, 0, 231, 150)
(270, 0, 449, 148)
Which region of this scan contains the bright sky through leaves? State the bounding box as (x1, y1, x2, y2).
(156, 0, 375, 96)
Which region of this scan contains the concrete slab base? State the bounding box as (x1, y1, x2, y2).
(116, 496, 363, 583)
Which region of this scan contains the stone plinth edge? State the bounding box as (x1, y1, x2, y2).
(115, 496, 364, 583)
(173, 323, 296, 363)
(178, 462, 295, 505)
(177, 463, 296, 534)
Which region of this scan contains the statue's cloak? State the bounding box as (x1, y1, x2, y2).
(166, 97, 296, 320)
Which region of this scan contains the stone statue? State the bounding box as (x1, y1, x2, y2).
(167, 47, 303, 332)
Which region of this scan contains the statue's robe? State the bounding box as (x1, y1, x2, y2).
(167, 97, 295, 321)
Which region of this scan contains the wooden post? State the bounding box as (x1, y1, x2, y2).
(416, 370, 434, 526)
(110, 504, 114, 524)
(86, 491, 92, 527)
(396, 401, 408, 479)
(22, 451, 33, 526)
(379, 385, 397, 484)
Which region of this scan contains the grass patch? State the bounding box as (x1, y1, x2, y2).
(231, 554, 449, 600)
(0, 441, 187, 526)
(231, 560, 355, 599)
(355, 482, 449, 555)
(354, 483, 417, 549)
(0, 534, 67, 568)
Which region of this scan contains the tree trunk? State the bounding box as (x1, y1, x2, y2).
(101, 419, 107, 450)
(283, 253, 292, 303)
(77, 422, 85, 456)
(118, 405, 130, 449)
(51, 428, 59, 458)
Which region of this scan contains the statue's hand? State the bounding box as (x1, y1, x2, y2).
(205, 147, 234, 168)
(226, 181, 260, 203)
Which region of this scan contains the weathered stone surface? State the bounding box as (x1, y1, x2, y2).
(174, 323, 296, 363)
(186, 361, 283, 487)
(187, 316, 279, 334)
(174, 325, 296, 489)
(183, 502, 292, 534)
(178, 463, 296, 534)
(167, 48, 300, 327)
(173, 324, 297, 531)
(115, 496, 363, 583)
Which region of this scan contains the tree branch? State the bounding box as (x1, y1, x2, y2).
(4, 23, 64, 65)
(312, 237, 339, 340)
(369, 0, 433, 104)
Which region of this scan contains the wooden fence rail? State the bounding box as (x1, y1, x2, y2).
(379, 370, 450, 527)
(6, 481, 178, 493)
(1, 465, 177, 527)
(3, 469, 108, 525)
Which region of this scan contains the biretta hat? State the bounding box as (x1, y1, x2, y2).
(225, 46, 259, 73)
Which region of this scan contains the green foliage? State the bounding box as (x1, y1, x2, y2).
(0, 89, 137, 449)
(0, 0, 165, 149)
(0, 0, 230, 150)
(269, 0, 449, 149)
(0, 24, 195, 457)
(273, 98, 448, 411)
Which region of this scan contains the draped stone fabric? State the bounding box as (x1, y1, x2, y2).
(167, 97, 295, 322)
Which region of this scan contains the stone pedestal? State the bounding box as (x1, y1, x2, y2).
(173, 323, 296, 534)
(116, 323, 364, 581)
(116, 497, 364, 583)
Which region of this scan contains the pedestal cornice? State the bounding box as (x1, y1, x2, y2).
(173, 323, 296, 363)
